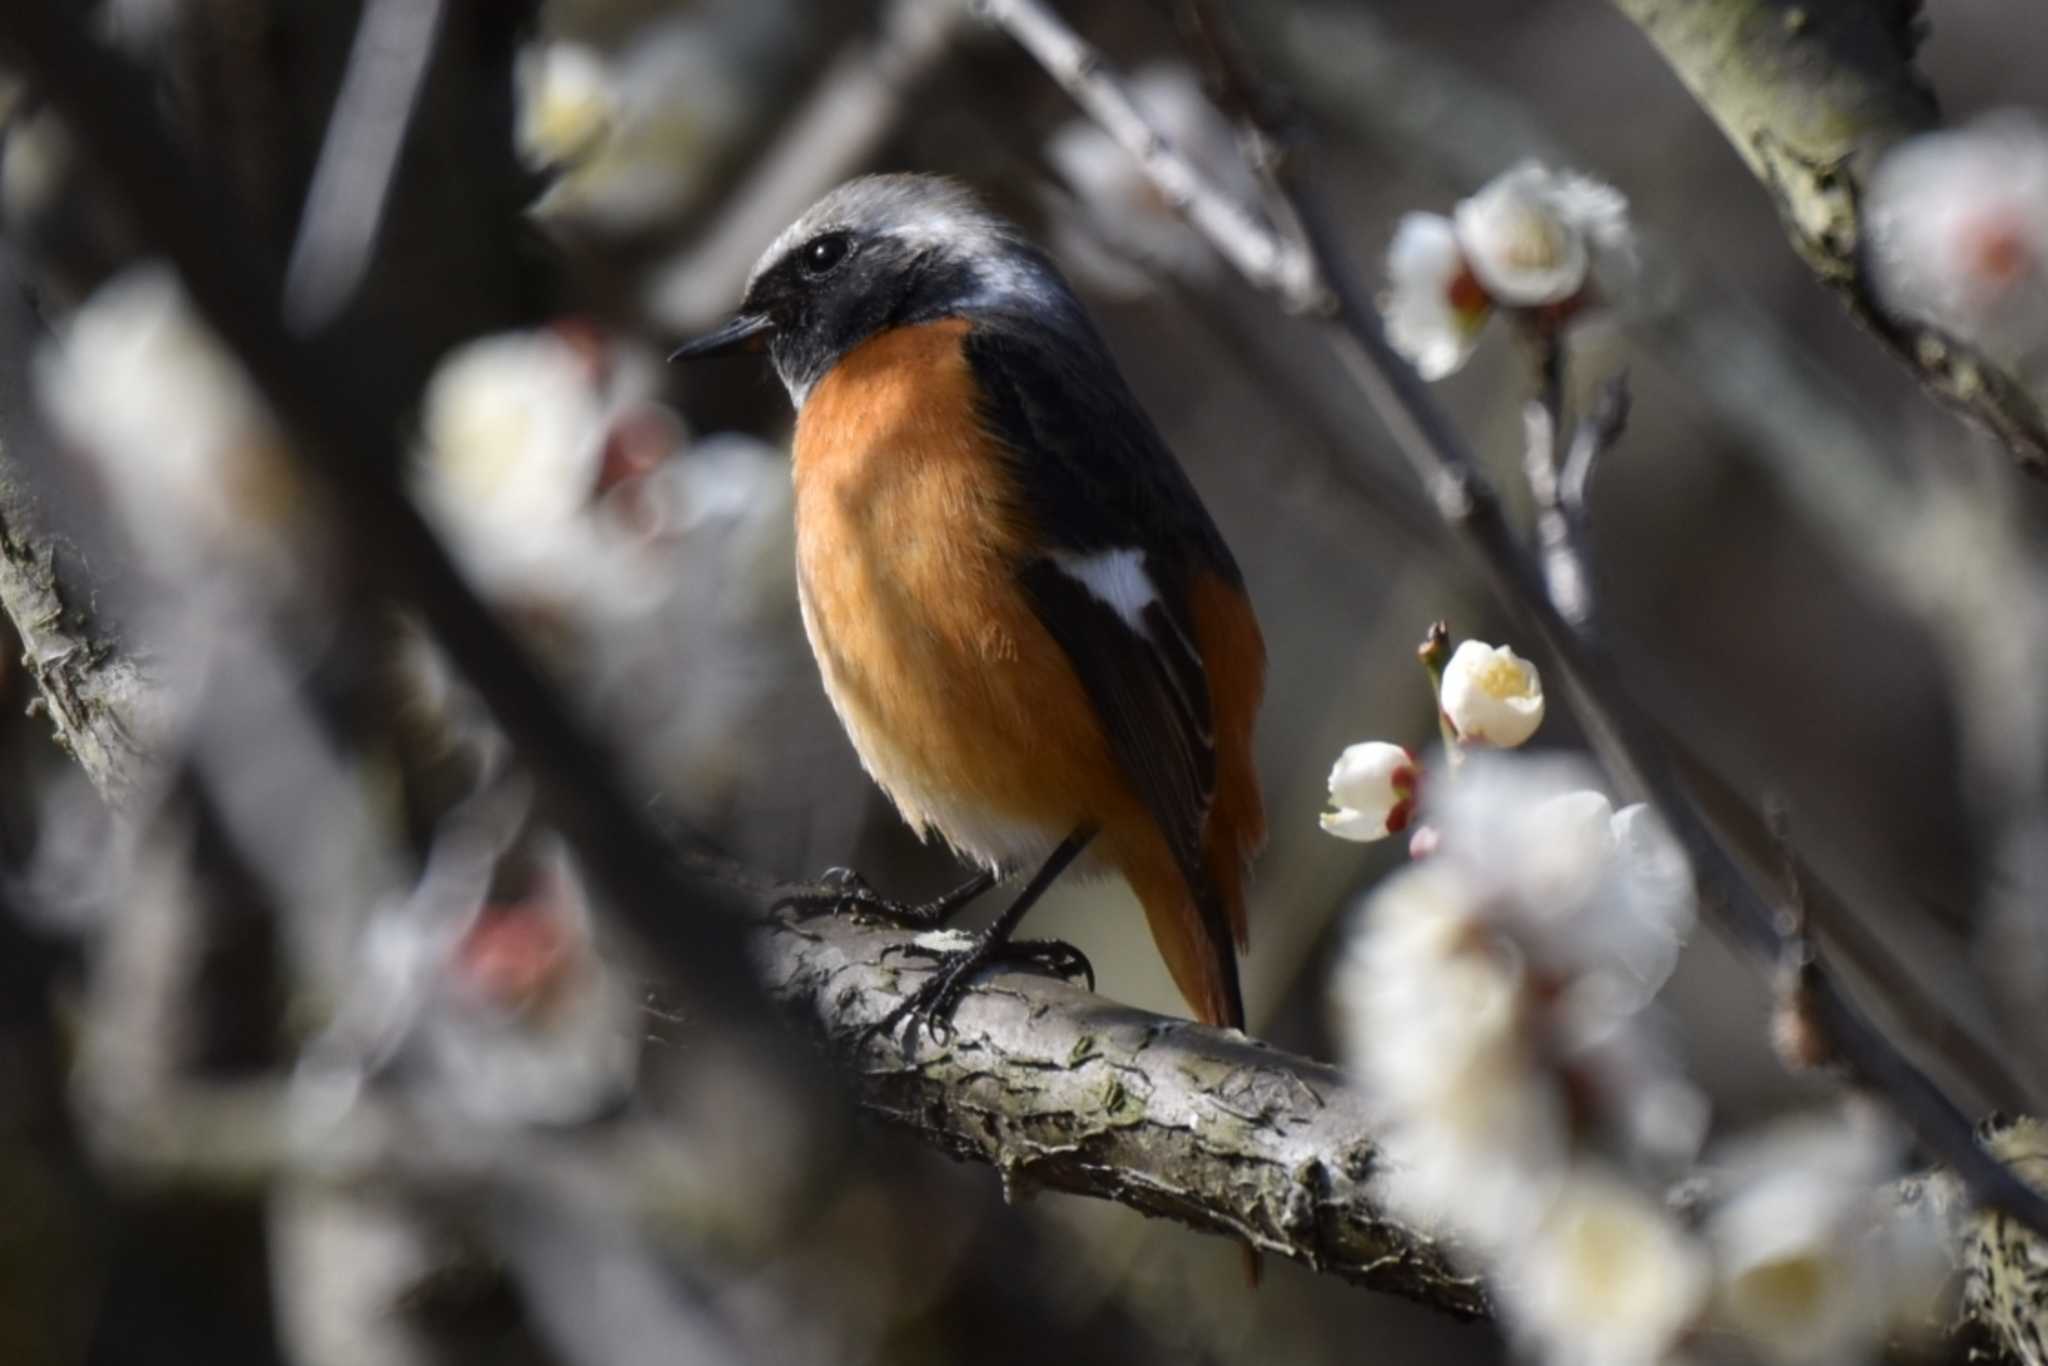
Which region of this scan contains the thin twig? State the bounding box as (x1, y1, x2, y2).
(1561, 376, 1627, 524)
(1520, 334, 1594, 629)
(974, 0, 2048, 1233)
(972, 0, 1323, 313)
(281, 0, 444, 332)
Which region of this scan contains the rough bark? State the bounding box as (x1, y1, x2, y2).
(1608, 0, 2048, 472)
(0, 274, 167, 809)
(751, 906, 1486, 1314)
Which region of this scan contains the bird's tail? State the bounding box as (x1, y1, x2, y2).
(1123, 787, 1262, 1032)
(1129, 856, 1244, 1030)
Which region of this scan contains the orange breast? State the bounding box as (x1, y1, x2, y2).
(790, 319, 1147, 872)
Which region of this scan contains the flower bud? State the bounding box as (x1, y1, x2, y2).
(1320, 741, 1419, 842)
(1440, 640, 1545, 748)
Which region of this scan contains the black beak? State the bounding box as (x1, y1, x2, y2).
(668, 312, 775, 361)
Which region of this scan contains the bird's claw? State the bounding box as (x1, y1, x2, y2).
(862, 932, 1095, 1056)
(1007, 937, 1095, 992)
(771, 866, 909, 923)
(862, 951, 976, 1054)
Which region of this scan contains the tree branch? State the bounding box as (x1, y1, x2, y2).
(750, 905, 1486, 1314)
(1607, 0, 2048, 474)
(0, 383, 168, 808)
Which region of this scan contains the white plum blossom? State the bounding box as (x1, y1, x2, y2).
(514, 22, 751, 229)
(1430, 757, 1696, 1013)
(1707, 1113, 1940, 1364)
(1382, 161, 1634, 377)
(1439, 639, 1546, 748)
(1383, 213, 1492, 380)
(1866, 111, 2048, 369)
(1503, 1165, 1710, 1366)
(1453, 162, 1634, 307)
(1331, 751, 1702, 1264)
(515, 41, 619, 172)
(1043, 62, 1262, 297)
(1320, 741, 1418, 842)
(1331, 857, 1570, 1245)
(415, 324, 684, 617)
(35, 264, 299, 582)
(294, 806, 640, 1132)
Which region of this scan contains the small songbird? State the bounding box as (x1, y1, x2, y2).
(673, 174, 1265, 1035)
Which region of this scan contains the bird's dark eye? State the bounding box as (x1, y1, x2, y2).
(801, 232, 852, 277)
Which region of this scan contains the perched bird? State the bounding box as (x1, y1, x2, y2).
(674, 174, 1265, 1035)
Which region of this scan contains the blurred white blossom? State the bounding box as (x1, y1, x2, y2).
(1382, 161, 1634, 378)
(1439, 639, 1546, 748)
(1503, 1165, 1709, 1366)
(425, 841, 642, 1127)
(415, 322, 683, 617)
(515, 23, 751, 230)
(1707, 1113, 1940, 1364)
(1332, 752, 1700, 1263)
(0, 102, 72, 228)
(574, 431, 821, 832)
(1454, 162, 1634, 307)
(1866, 111, 2048, 370)
(516, 42, 619, 172)
(1043, 63, 1261, 298)
(1430, 758, 1695, 1012)
(36, 264, 300, 582)
(1320, 740, 1418, 842)
(1332, 856, 1570, 1243)
(1383, 213, 1492, 380)
(296, 802, 639, 1131)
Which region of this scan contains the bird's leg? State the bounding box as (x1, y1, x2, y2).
(866, 828, 1097, 1053)
(772, 865, 997, 927)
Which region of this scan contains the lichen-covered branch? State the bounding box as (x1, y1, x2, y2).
(751, 905, 1486, 1314)
(1607, 0, 2048, 472)
(0, 424, 167, 810)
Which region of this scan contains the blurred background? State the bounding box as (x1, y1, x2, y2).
(1, 0, 2045, 1362)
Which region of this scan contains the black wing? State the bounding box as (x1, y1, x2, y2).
(966, 306, 1233, 925)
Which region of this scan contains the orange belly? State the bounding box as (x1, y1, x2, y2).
(792, 319, 1147, 872)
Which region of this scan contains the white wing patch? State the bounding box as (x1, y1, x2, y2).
(1051, 548, 1157, 634)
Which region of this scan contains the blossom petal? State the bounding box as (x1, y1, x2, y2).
(1440, 639, 1545, 748)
